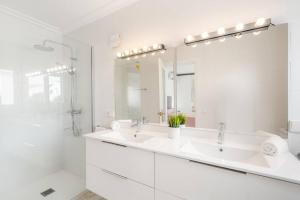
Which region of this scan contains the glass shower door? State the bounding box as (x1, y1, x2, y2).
(0, 22, 92, 200)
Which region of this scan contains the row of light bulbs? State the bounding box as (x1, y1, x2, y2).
(184, 18, 271, 47)
(116, 18, 272, 58)
(116, 44, 166, 60)
(25, 65, 75, 77)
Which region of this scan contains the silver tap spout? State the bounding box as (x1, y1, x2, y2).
(218, 122, 226, 151)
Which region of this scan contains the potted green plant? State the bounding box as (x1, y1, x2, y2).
(168, 115, 181, 139)
(177, 113, 187, 128)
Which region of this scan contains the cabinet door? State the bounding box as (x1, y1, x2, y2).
(86, 139, 154, 186)
(155, 154, 248, 200)
(86, 164, 154, 200)
(246, 174, 300, 200)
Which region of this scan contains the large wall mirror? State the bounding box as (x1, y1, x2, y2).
(114, 48, 175, 124)
(176, 24, 288, 135)
(114, 24, 288, 136)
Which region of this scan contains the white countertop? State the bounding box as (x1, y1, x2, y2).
(84, 127, 300, 185)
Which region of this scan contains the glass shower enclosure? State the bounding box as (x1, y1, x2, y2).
(0, 12, 92, 200)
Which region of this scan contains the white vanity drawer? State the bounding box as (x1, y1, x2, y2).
(155, 154, 248, 200)
(86, 139, 154, 186)
(155, 154, 300, 200)
(86, 164, 154, 200)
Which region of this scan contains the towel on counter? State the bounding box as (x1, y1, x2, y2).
(261, 135, 289, 156)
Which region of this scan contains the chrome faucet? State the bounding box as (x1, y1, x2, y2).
(218, 122, 226, 151)
(131, 117, 146, 132)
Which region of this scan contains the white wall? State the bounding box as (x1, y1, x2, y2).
(68, 0, 300, 153)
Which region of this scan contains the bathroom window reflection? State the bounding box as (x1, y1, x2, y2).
(49, 75, 62, 102)
(0, 69, 14, 105)
(28, 75, 44, 97)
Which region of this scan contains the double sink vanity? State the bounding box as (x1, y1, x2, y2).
(85, 124, 300, 200)
(86, 22, 300, 200)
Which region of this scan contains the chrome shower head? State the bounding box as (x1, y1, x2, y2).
(34, 44, 54, 52)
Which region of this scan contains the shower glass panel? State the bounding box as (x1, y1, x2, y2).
(0, 20, 92, 199)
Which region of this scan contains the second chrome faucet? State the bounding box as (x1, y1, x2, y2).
(218, 122, 226, 151)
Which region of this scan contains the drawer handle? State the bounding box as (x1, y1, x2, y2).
(102, 169, 128, 180)
(189, 160, 247, 175)
(101, 141, 127, 148)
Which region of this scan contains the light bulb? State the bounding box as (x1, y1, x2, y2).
(217, 27, 225, 35)
(219, 38, 226, 42)
(142, 54, 147, 57)
(255, 18, 266, 27)
(117, 52, 122, 57)
(160, 50, 166, 54)
(186, 35, 194, 42)
(124, 50, 130, 55)
(201, 32, 209, 39)
(151, 52, 156, 56)
(126, 57, 131, 61)
(192, 44, 198, 48)
(236, 23, 244, 31)
(253, 31, 261, 36)
(235, 34, 242, 39)
(143, 46, 148, 52)
(133, 48, 138, 54)
(153, 44, 159, 49)
(235, 33, 243, 39)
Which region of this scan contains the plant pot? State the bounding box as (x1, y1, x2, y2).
(179, 124, 186, 128)
(168, 128, 180, 139)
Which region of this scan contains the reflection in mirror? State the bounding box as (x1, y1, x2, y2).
(115, 48, 175, 124)
(177, 24, 288, 136)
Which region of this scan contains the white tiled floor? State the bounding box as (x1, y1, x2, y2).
(4, 170, 86, 200)
(73, 191, 105, 200)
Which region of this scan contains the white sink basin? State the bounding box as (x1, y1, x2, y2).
(181, 141, 269, 168)
(122, 133, 154, 143)
(101, 131, 154, 143)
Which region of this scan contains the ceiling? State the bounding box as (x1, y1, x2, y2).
(0, 0, 140, 33)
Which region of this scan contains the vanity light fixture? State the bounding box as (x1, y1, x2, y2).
(184, 18, 273, 46)
(117, 44, 166, 59)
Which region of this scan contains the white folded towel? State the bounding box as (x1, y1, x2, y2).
(118, 119, 133, 129)
(261, 135, 289, 156)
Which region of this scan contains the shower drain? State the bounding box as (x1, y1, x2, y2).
(41, 188, 55, 197)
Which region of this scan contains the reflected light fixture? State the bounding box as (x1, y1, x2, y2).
(184, 18, 273, 47)
(117, 44, 166, 59)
